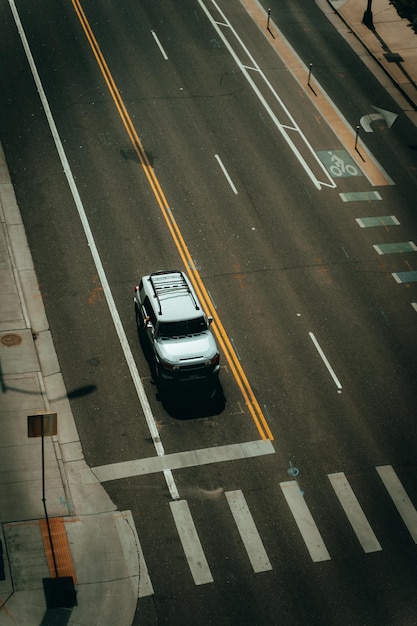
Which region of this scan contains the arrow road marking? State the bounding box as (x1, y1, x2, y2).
(360, 106, 398, 132)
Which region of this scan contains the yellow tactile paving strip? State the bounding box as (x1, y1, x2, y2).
(40, 517, 76, 582)
(240, 0, 393, 186)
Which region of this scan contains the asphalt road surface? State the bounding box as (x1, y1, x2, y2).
(1, 0, 417, 624)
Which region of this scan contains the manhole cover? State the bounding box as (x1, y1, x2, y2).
(1, 333, 23, 347)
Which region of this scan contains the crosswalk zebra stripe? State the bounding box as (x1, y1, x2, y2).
(170, 500, 213, 585)
(280, 481, 331, 562)
(373, 241, 417, 255)
(355, 215, 399, 227)
(328, 472, 382, 553)
(376, 465, 417, 543)
(340, 191, 383, 202)
(225, 490, 272, 573)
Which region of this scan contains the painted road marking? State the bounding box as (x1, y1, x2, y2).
(14, 0, 180, 500)
(151, 30, 168, 60)
(318, 150, 360, 177)
(280, 481, 331, 562)
(356, 215, 399, 228)
(308, 332, 342, 392)
(89, 440, 275, 483)
(170, 500, 213, 585)
(392, 271, 417, 283)
(71, 0, 273, 443)
(226, 490, 272, 572)
(341, 191, 382, 202)
(200, 0, 335, 190)
(215, 154, 238, 194)
(240, 0, 394, 186)
(328, 472, 382, 553)
(373, 241, 417, 255)
(412, 302, 417, 312)
(376, 466, 417, 543)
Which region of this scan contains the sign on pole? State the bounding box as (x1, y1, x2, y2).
(27, 412, 57, 438)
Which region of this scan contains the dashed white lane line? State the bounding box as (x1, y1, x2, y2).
(170, 500, 214, 585)
(308, 332, 342, 392)
(214, 154, 238, 194)
(225, 490, 272, 572)
(328, 472, 382, 553)
(151, 30, 168, 60)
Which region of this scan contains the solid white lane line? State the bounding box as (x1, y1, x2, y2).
(89, 440, 275, 482)
(215, 154, 238, 194)
(328, 472, 382, 553)
(199, 0, 335, 190)
(376, 465, 417, 543)
(8, 0, 178, 502)
(309, 332, 342, 391)
(170, 500, 213, 585)
(151, 30, 168, 60)
(226, 490, 272, 572)
(280, 481, 331, 562)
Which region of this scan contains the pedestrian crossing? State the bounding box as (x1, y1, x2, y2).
(280, 480, 330, 562)
(137, 464, 417, 596)
(328, 472, 382, 553)
(338, 181, 417, 312)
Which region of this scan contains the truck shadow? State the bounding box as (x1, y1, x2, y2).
(157, 380, 226, 420)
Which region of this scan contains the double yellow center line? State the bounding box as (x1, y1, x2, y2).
(71, 0, 274, 441)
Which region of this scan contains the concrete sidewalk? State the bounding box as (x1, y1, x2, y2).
(0, 142, 139, 624)
(327, 0, 417, 123)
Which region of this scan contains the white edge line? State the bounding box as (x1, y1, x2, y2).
(309, 332, 342, 390)
(214, 154, 238, 194)
(10, 0, 179, 502)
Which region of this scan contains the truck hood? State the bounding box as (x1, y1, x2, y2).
(156, 332, 217, 364)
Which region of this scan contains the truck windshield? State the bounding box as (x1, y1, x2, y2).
(158, 317, 207, 338)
